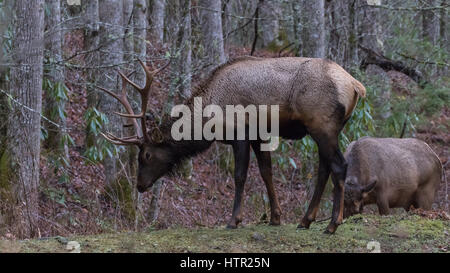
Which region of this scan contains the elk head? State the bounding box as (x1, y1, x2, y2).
(343, 177, 377, 218)
(97, 60, 173, 192)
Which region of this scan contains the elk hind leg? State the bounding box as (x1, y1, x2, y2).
(298, 155, 330, 229)
(227, 141, 250, 229)
(325, 149, 347, 234)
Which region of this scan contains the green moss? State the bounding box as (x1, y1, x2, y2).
(7, 214, 449, 253)
(0, 148, 13, 202)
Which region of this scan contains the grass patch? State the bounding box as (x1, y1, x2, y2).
(4, 214, 448, 253)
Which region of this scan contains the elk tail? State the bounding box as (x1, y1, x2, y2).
(352, 80, 366, 98)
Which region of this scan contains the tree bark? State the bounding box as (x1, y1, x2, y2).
(132, 0, 148, 230)
(259, 0, 280, 48)
(7, 0, 45, 238)
(348, 0, 360, 66)
(123, 0, 134, 67)
(292, 0, 302, 56)
(44, 0, 67, 158)
(150, 0, 165, 43)
(200, 0, 226, 72)
(134, 0, 148, 68)
(83, 0, 100, 110)
(167, 0, 192, 104)
(439, 0, 448, 75)
(327, 0, 351, 67)
(422, 0, 441, 45)
(300, 0, 325, 58)
(360, 0, 384, 55)
(98, 0, 124, 187)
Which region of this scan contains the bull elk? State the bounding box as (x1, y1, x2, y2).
(99, 56, 366, 234)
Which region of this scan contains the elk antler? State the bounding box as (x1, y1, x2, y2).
(96, 59, 170, 145)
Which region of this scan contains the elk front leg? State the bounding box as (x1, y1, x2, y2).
(376, 196, 390, 215)
(227, 141, 250, 229)
(251, 141, 282, 226)
(298, 155, 330, 229)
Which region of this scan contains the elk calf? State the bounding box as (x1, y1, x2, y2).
(343, 137, 442, 217)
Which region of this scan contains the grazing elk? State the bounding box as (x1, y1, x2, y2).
(99, 56, 366, 233)
(343, 137, 442, 217)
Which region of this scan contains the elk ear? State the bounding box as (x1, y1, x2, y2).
(150, 127, 164, 143)
(361, 180, 377, 199)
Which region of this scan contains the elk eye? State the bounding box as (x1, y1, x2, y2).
(145, 152, 151, 160)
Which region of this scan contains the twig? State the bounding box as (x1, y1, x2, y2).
(0, 88, 70, 132)
(396, 52, 450, 67)
(359, 4, 449, 11)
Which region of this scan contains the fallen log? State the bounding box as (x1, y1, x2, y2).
(359, 45, 427, 86)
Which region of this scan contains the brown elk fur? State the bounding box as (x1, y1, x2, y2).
(109, 56, 366, 233)
(343, 137, 442, 217)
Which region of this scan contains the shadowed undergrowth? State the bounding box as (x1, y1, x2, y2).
(2, 214, 448, 253)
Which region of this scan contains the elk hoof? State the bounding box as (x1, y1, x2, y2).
(269, 220, 281, 226)
(269, 216, 281, 226)
(324, 224, 338, 234)
(226, 222, 238, 229)
(297, 218, 311, 230)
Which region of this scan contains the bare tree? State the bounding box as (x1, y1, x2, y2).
(123, 0, 134, 66)
(132, 0, 148, 229)
(259, 0, 280, 48)
(292, 0, 302, 55)
(326, 0, 350, 67)
(199, 0, 226, 71)
(7, 0, 45, 238)
(300, 0, 325, 58)
(98, 0, 124, 187)
(422, 0, 441, 45)
(150, 0, 166, 43)
(439, 0, 448, 75)
(134, 0, 148, 70)
(83, 0, 100, 109)
(360, 0, 384, 55)
(44, 0, 67, 158)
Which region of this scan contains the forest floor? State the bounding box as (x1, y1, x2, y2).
(1, 213, 449, 253)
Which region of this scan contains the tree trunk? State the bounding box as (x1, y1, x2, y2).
(300, 0, 325, 58)
(422, 0, 440, 45)
(327, 0, 349, 67)
(259, 0, 279, 48)
(149, 0, 192, 223)
(83, 0, 100, 110)
(422, 0, 441, 75)
(123, 0, 134, 66)
(7, 0, 45, 238)
(98, 0, 124, 187)
(132, 0, 148, 230)
(200, 0, 226, 72)
(44, 0, 68, 158)
(134, 0, 148, 69)
(348, 0, 360, 66)
(167, 0, 192, 105)
(150, 0, 165, 43)
(439, 0, 448, 76)
(292, 0, 302, 56)
(359, 0, 384, 55)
